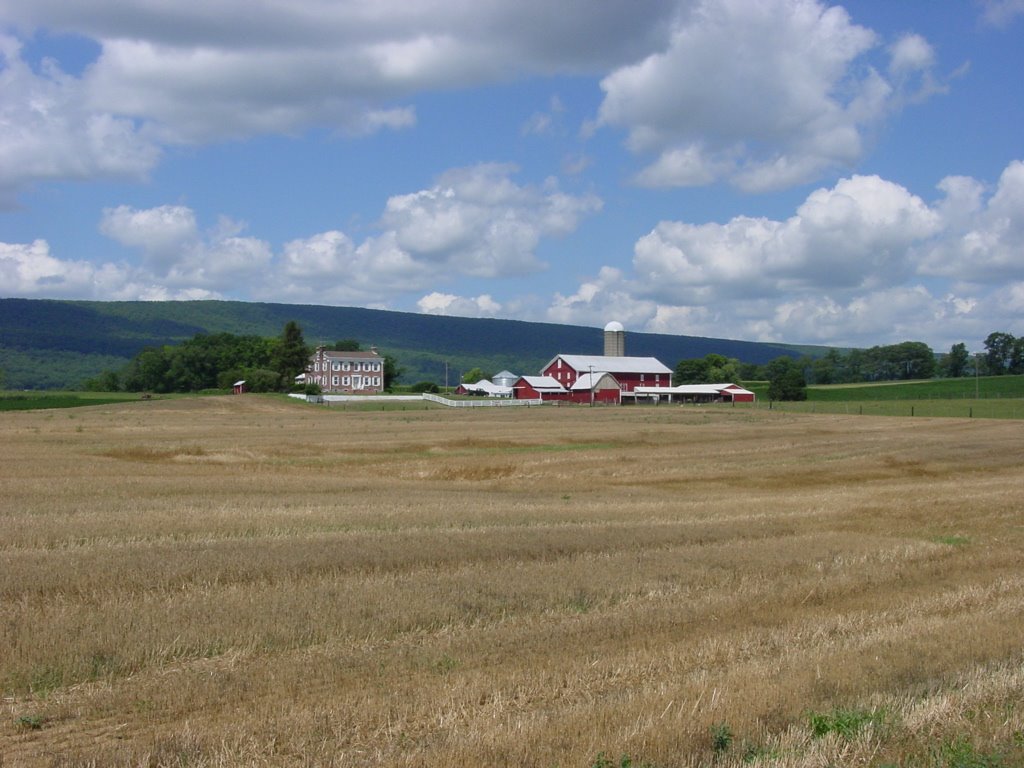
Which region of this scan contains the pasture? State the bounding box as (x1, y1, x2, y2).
(2, 397, 1023, 766)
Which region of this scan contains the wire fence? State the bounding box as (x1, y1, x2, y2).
(746, 399, 1024, 420)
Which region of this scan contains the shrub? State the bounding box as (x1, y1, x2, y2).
(711, 722, 734, 753)
(808, 707, 888, 739)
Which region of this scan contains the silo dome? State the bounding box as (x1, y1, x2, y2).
(603, 321, 625, 356)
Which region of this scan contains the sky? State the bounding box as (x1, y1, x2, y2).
(1, 0, 1022, 352)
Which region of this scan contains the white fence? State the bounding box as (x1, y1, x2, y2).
(422, 393, 543, 408)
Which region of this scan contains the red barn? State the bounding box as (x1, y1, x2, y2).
(541, 354, 673, 394)
(513, 375, 570, 401)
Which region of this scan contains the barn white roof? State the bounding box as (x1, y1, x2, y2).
(634, 383, 754, 396)
(547, 354, 671, 375)
(517, 375, 567, 393)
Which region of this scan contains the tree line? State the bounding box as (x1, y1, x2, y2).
(83, 321, 400, 394)
(675, 331, 1021, 401)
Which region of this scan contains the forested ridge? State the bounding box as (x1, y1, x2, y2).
(0, 298, 805, 390)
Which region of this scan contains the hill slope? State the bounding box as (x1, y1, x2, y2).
(0, 298, 809, 389)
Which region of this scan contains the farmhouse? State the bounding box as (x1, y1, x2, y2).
(306, 346, 385, 394)
(514, 322, 674, 404)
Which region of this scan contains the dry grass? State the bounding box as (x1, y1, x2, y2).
(2, 397, 1023, 767)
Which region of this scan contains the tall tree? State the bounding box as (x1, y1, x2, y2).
(674, 358, 710, 384)
(942, 342, 970, 378)
(766, 356, 807, 401)
(271, 321, 311, 385)
(382, 355, 401, 391)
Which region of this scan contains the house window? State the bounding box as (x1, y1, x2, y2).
(332, 376, 339, 386)
(342, 362, 350, 371)
(374, 377, 381, 386)
(343, 376, 350, 386)
(332, 362, 340, 372)
(373, 363, 381, 371)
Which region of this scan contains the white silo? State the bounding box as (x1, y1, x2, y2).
(604, 321, 625, 356)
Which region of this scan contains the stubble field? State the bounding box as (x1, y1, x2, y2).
(2, 396, 1023, 767)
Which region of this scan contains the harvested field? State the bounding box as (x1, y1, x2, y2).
(2, 396, 1023, 766)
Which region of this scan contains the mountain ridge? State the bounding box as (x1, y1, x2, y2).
(0, 298, 817, 389)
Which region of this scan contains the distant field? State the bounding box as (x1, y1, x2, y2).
(0, 391, 147, 411)
(808, 374, 1024, 401)
(2, 397, 1023, 766)
(738, 375, 1024, 419)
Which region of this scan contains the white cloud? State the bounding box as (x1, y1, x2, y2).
(91, 165, 600, 305)
(545, 161, 1023, 348)
(979, 0, 1024, 27)
(547, 266, 656, 328)
(921, 160, 1024, 281)
(0, 238, 217, 300)
(380, 163, 601, 278)
(274, 230, 433, 304)
(888, 33, 935, 77)
(0, 34, 159, 205)
(597, 0, 941, 191)
(0, 239, 101, 296)
(0, 1, 677, 194)
(630, 174, 939, 305)
(99, 204, 271, 290)
(99, 204, 196, 265)
(417, 292, 502, 317)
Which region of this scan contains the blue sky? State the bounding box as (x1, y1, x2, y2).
(1, 0, 1022, 352)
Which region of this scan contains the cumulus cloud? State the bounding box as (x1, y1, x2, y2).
(99, 204, 272, 291)
(920, 160, 1024, 282)
(0, 238, 217, 300)
(274, 165, 600, 303)
(380, 163, 601, 278)
(597, 0, 941, 191)
(0, 34, 159, 205)
(546, 161, 1023, 348)
(630, 174, 939, 305)
(979, 0, 1024, 27)
(0, 0, 951, 198)
(0, 1, 677, 194)
(89, 165, 600, 306)
(417, 292, 502, 317)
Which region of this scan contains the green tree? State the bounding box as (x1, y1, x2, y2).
(244, 368, 285, 393)
(942, 342, 970, 378)
(271, 321, 311, 386)
(331, 339, 361, 351)
(83, 369, 122, 392)
(382, 355, 401, 390)
(122, 346, 173, 392)
(810, 349, 844, 384)
(704, 353, 741, 383)
(766, 357, 807, 401)
(462, 367, 492, 384)
(984, 332, 1017, 375)
(674, 357, 710, 384)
